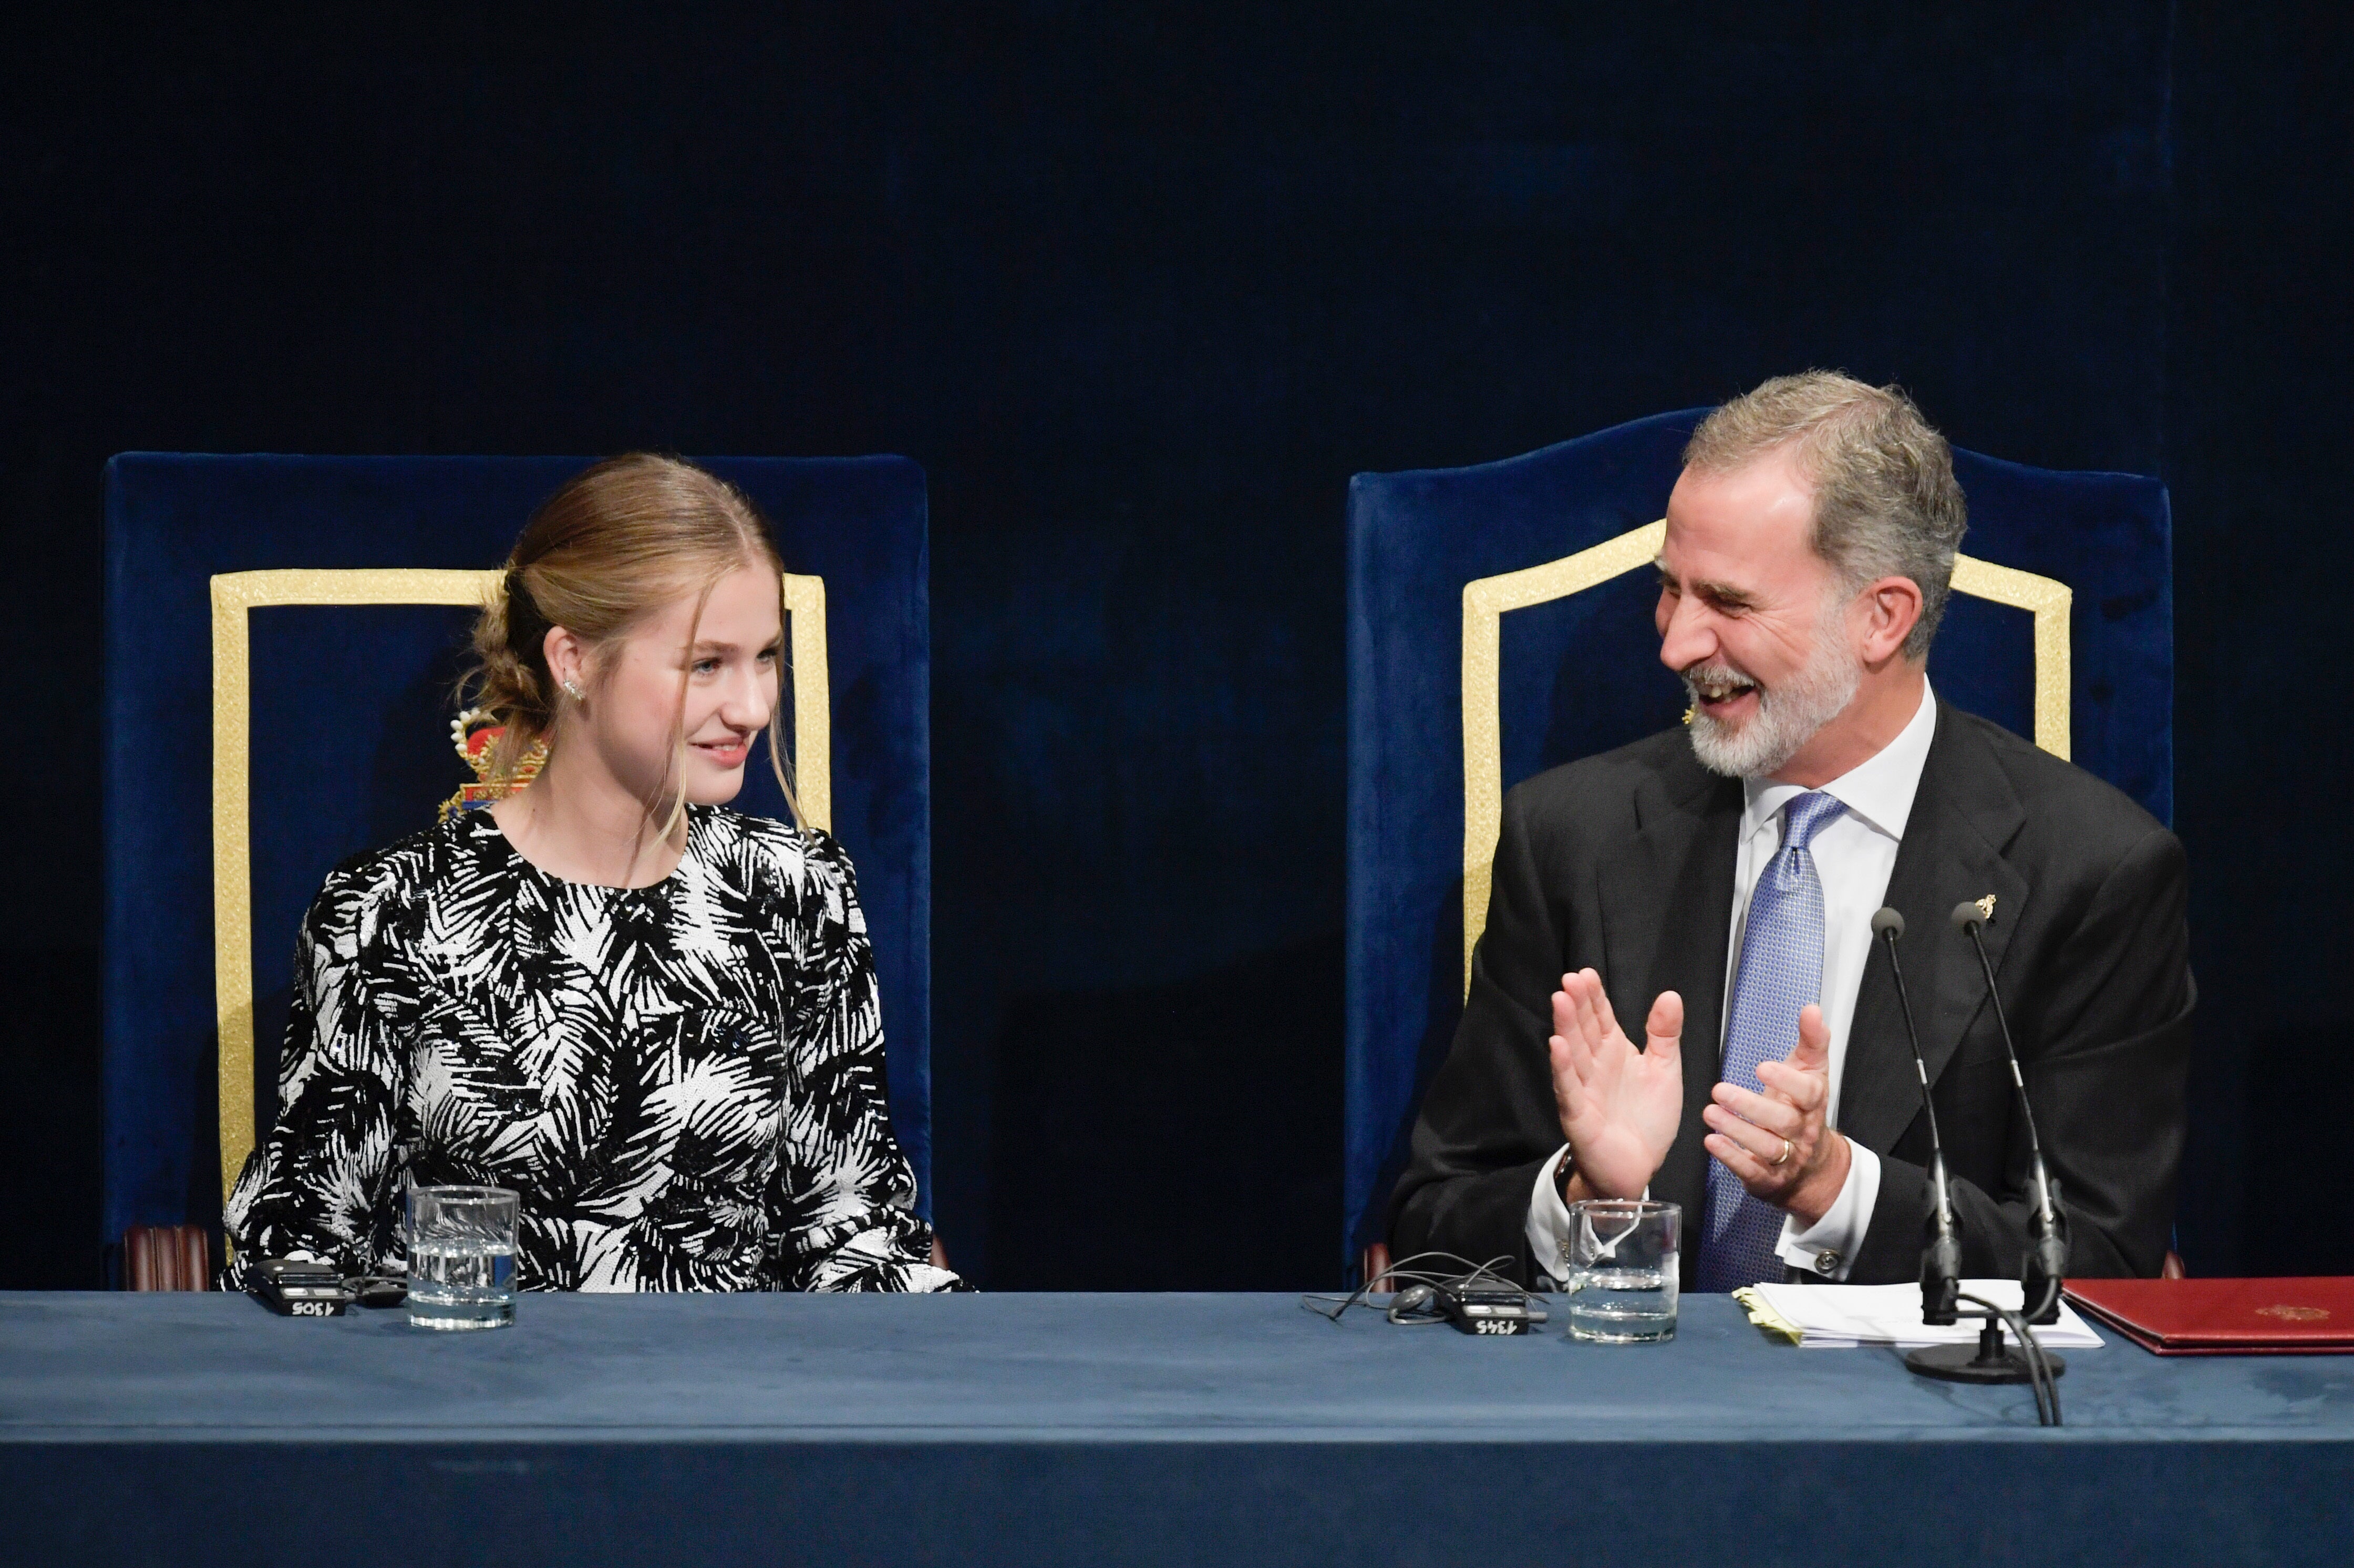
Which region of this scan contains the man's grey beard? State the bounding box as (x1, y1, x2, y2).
(1683, 624, 1863, 780)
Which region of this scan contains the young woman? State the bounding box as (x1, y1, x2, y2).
(225, 455, 959, 1292)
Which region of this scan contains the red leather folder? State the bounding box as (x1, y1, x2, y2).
(2064, 1277, 2354, 1355)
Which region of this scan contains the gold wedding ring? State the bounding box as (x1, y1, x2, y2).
(1772, 1137, 1794, 1168)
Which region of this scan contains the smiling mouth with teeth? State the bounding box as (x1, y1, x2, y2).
(1686, 668, 1759, 706)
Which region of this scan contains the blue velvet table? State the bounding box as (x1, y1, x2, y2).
(5, 1291, 2350, 1565)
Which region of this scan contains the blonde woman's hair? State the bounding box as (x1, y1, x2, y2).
(466, 452, 802, 832)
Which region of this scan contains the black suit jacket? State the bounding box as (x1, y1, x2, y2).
(1388, 700, 2194, 1289)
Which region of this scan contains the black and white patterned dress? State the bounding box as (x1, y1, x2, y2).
(224, 805, 960, 1293)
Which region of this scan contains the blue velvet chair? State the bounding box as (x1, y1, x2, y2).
(104, 455, 934, 1279)
(1344, 410, 2173, 1278)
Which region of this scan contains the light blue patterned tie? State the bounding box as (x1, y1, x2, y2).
(1697, 790, 1846, 1292)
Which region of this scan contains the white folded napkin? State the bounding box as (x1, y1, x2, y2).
(1733, 1278, 2104, 1350)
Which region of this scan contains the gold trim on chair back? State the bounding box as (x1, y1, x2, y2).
(1457, 525, 2070, 997)
(208, 568, 832, 1212)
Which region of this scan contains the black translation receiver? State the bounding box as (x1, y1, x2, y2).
(251, 1257, 356, 1317)
(1435, 1280, 1548, 1336)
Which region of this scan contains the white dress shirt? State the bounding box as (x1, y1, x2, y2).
(1527, 680, 1938, 1286)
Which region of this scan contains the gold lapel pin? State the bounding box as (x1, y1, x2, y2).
(1975, 893, 1998, 923)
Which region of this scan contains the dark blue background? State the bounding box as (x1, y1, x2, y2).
(3, 4, 2345, 1286)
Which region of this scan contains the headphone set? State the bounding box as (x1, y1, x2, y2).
(1302, 1252, 1550, 1336)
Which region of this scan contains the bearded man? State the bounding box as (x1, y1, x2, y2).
(1387, 372, 2194, 1290)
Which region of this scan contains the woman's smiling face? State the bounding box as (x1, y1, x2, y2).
(578, 561, 783, 807)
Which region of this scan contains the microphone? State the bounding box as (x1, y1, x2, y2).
(1872, 906, 1960, 1325)
(1950, 899, 2068, 1324)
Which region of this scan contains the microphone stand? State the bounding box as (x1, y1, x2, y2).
(1871, 908, 1960, 1326)
(1959, 905, 2069, 1327)
(1897, 902, 2066, 1425)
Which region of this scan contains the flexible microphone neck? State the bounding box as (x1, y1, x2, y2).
(1873, 906, 1960, 1325)
(1952, 901, 2067, 1323)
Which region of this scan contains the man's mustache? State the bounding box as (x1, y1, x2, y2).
(1680, 661, 1763, 697)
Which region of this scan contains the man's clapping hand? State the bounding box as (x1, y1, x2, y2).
(1547, 970, 1684, 1201)
(1701, 1001, 1851, 1227)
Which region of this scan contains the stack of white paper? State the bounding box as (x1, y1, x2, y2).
(1734, 1278, 2105, 1350)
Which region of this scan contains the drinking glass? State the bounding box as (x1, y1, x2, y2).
(1562, 1199, 1680, 1343)
(405, 1184, 519, 1330)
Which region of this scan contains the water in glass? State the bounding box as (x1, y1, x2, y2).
(407, 1237, 518, 1330)
(1564, 1265, 1676, 1343)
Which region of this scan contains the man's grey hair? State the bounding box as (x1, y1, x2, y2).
(1682, 371, 1968, 659)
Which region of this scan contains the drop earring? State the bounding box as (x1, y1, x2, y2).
(561, 679, 585, 702)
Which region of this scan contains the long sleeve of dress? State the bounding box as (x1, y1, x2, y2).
(222, 865, 411, 1288)
(768, 837, 964, 1293)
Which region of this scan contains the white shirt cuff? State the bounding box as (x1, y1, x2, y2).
(1775, 1140, 1880, 1280)
(1526, 1146, 1575, 1287)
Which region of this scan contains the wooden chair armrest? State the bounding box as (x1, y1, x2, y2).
(122, 1224, 212, 1291)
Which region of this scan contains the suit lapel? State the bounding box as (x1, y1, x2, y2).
(1597, 748, 1742, 1219)
(1835, 702, 2030, 1154)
